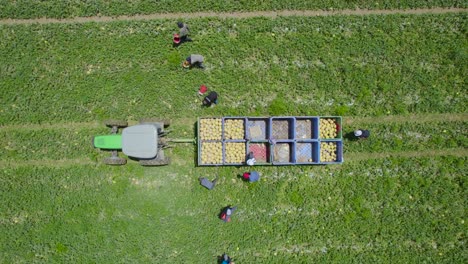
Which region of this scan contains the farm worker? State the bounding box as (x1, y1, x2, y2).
(246, 151, 256, 166)
(198, 84, 208, 95)
(198, 176, 218, 190)
(183, 54, 204, 69)
(242, 171, 260, 182)
(220, 206, 237, 222)
(202, 91, 218, 107)
(221, 253, 234, 264)
(354, 129, 370, 139)
(177, 21, 192, 43)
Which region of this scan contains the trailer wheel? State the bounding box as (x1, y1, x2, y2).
(103, 157, 127, 165)
(139, 157, 170, 166)
(105, 120, 128, 128)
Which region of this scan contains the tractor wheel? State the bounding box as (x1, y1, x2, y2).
(105, 120, 128, 128)
(139, 118, 170, 127)
(103, 156, 127, 165)
(139, 157, 170, 166)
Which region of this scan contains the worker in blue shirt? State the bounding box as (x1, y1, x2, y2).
(242, 171, 260, 182)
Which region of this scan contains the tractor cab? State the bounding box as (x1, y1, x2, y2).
(122, 124, 159, 159)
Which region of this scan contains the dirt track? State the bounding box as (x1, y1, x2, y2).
(0, 7, 465, 25)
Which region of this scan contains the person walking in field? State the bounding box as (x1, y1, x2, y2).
(183, 54, 204, 69)
(202, 91, 218, 107)
(354, 129, 370, 139)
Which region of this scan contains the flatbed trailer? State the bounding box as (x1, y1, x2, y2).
(197, 116, 343, 166)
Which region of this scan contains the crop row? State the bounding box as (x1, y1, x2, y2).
(0, 1, 465, 19)
(0, 127, 109, 161)
(1, 155, 465, 262)
(343, 121, 467, 154)
(1, 14, 466, 125)
(1, 120, 465, 162)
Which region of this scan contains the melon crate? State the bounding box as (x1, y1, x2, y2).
(197, 116, 343, 166)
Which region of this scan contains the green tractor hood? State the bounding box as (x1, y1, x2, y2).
(94, 134, 123, 150)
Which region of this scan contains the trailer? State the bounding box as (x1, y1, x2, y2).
(197, 116, 343, 166)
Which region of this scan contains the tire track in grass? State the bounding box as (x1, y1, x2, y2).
(1, 148, 465, 168)
(0, 113, 466, 131)
(0, 158, 96, 168)
(0, 121, 102, 131)
(0, 7, 465, 25)
(343, 113, 468, 125)
(0, 118, 196, 131)
(345, 148, 467, 162)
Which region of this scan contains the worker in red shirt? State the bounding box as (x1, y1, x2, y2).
(242, 171, 260, 182)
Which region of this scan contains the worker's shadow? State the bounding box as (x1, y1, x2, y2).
(344, 131, 359, 141)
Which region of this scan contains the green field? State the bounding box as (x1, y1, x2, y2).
(0, 0, 466, 19)
(0, 7, 467, 264)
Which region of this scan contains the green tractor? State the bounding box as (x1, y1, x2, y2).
(93, 119, 171, 166)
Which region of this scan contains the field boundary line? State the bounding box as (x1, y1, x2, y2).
(1, 113, 465, 131)
(1, 148, 465, 168)
(0, 8, 466, 25)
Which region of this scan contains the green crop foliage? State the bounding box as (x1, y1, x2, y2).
(1, 14, 466, 125)
(0, 0, 465, 19)
(344, 121, 468, 153)
(0, 8, 467, 264)
(0, 155, 465, 263)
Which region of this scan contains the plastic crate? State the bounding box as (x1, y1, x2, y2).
(223, 117, 246, 140)
(198, 117, 223, 141)
(247, 142, 271, 163)
(319, 141, 343, 164)
(295, 142, 320, 164)
(295, 117, 319, 140)
(272, 141, 295, 164)
(270, 117, 295, 140)
(199, 141, 223, 165)
(319, 116, 342, 140)
(223, 141, 247, 165)
(246, 118, 269, 140)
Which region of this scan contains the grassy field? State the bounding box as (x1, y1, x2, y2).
(0, 0, 466, 19)
(1, 14, 466, 124)
(0, 9, 467, 264)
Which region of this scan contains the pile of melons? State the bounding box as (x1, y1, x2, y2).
(199, 118, 222, 140)
(319, 118, 337, 139)
(201, 142, 223, 164)
(320, 142, 337, 162)
(224, 119, 244, 140)
(225, 142, 246, 163)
